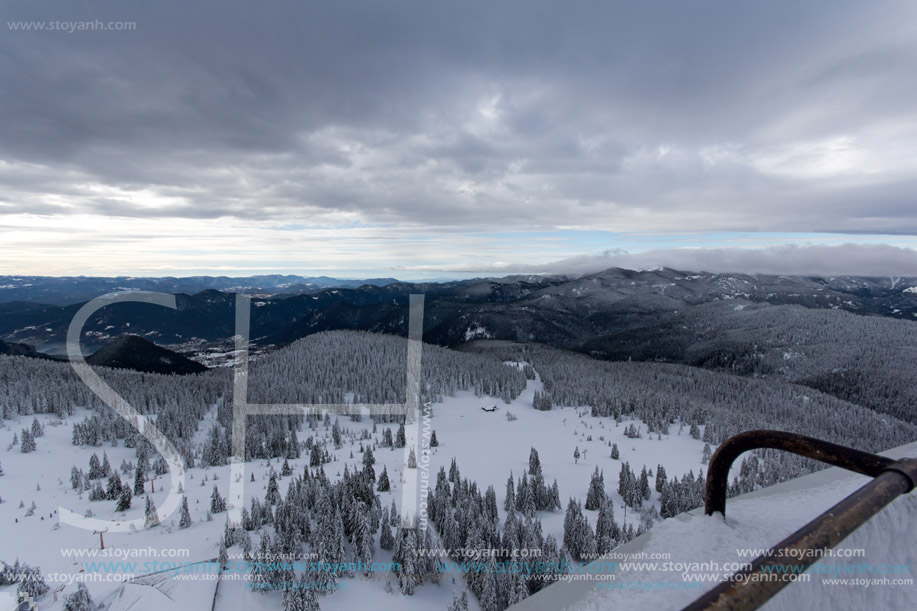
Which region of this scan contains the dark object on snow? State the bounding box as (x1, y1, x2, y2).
(481, 405, 498, 412)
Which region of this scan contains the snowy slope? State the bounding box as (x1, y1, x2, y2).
(8, 360, 908, 611)
(510, 441, 917, 611)
(0, 369, 709, 611)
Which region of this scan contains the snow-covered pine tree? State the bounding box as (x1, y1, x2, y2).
(533, 390, 553, 411)
(579, 511, 597, 560)
(563, 499, 579, 555)
(310, 444, 323, 467)
(392, 527, 420, 595)
(377, 465, 391, 492)
(507, 569, 529, 606)
(250, 535, 270, 593)
(218, 539, 228, 570)
(267, 535, 294, 592)
(202, 425, 226, 467)
(144, 495, 160, 528)
(179, 495, 192, 528)
(585, 467, 606, 510)
(484, 485, 499, 523)
(19, 429, 35, 453)
(447, 589, 470, 611)
(133, 462, 146, 496)
(89, 482, 105, 501)
(542, 480, 558, 512)
(504, 474, 515, 512)
(211, 485, 226, 513)
(479, 557, 499, 611)
(332, 419, 342, 448)
(528, 447, 542, 476)
(379, 512, 394, 550)
(266, 472, 281, 505)
(116, 486, 132, 512)
(617, 462, 638, 509)
(659, 482, 676, 518)
(595, 498, 619, 554)
(355, 512, 374, 573)
(16, 565, 49, 600)
(295, 574, 321, 609)
(362, 446, 376, 481)
(283, 573, 318, 611)
(106, 473, 123, 500)
(639, 465, 651, 500)
(655, 464, 667, 493)
(562, 498, 598, 561)
(64, 582, 94, 611)
(88, 453, 102, 479)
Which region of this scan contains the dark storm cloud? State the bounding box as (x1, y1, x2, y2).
(2, 0, 917, 232)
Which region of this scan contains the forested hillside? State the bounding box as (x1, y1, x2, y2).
(582, 301, 917, 423)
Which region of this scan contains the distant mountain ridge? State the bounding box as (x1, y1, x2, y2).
(2, 267, 916, 422)
(0, 274, 402, 306)
(1, 268, 914, 355)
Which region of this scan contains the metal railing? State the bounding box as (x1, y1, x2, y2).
(683, 430, 917, 611)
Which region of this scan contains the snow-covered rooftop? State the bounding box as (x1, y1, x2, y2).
(512, 441, 917, 611)
(105, 562, 217, 611)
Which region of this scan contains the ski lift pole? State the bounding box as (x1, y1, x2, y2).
(93, 527, 109, 550)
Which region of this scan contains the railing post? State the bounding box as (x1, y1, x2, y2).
(705, 430, 897, 516)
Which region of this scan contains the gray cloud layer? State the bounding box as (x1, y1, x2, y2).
(410, 244, 917, 277)
(2, 1, 917, 233)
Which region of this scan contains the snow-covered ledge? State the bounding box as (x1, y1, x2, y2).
(511, 441, 917, 611)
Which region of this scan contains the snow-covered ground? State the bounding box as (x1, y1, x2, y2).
(1, 368, 713, 610)
(510, 441, 917, 611)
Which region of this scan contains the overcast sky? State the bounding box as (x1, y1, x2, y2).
(3, 0, 917, 278)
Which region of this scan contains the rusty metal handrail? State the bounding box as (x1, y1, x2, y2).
(684, 430, 917, 610)
(705, 430, 898, 516)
